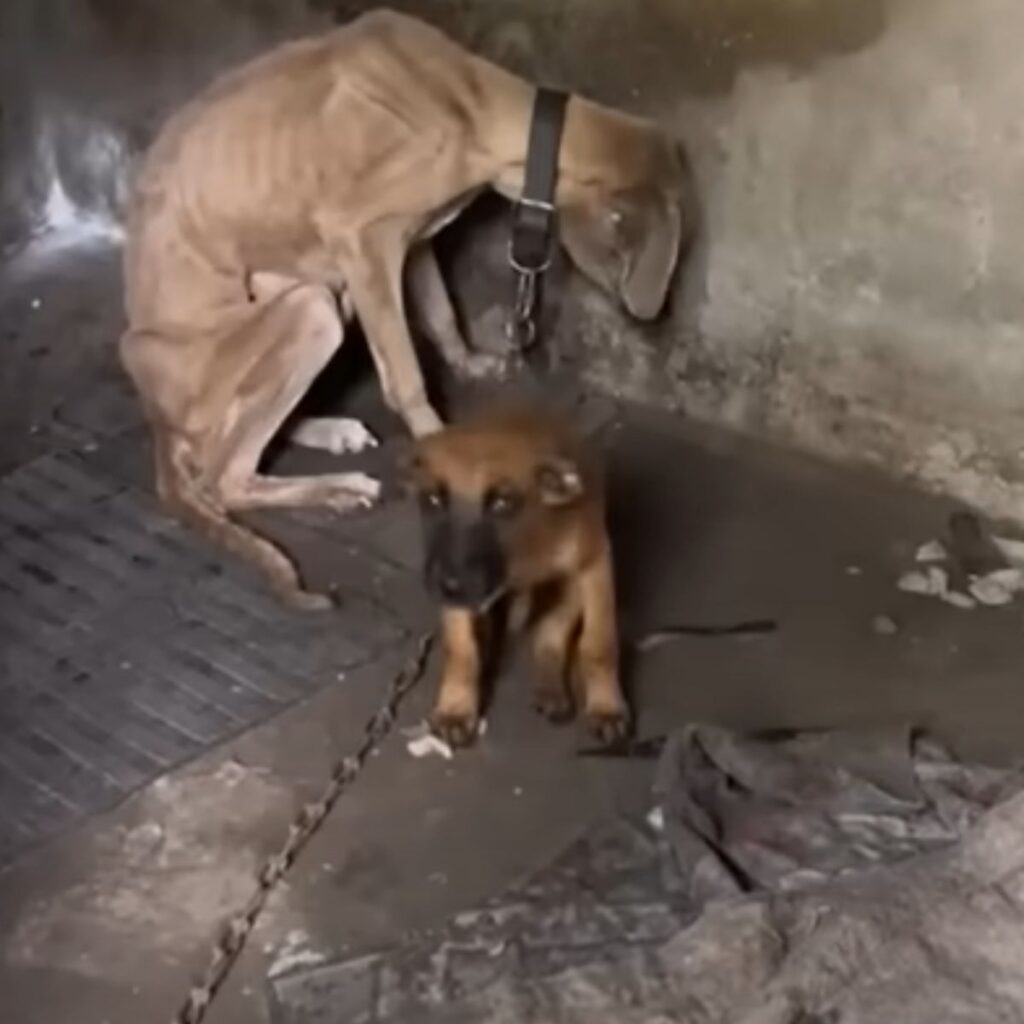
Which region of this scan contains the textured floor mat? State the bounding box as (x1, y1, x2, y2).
(0, 449, 404, 868)
(270, 730, 1024, 1024)
(268, 816, 685, 1024)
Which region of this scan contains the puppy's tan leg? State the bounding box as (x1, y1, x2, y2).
(531, 583, 581, 724)
(575, 549, 630, 743)
(431, 607, 482, 748)
(507, 590, 533, 634)
(406, 244, 505, 379)
(342, 230, 443, 438)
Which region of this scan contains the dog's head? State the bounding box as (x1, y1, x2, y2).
(405, 411, 598, 610)
(558, 103, 694, 321)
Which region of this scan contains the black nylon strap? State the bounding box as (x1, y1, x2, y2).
(509, 87, 568, 273)
(523, 88, 568, 209)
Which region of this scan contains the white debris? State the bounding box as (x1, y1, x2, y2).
(993, 536, 1024, 566)
(30, 297, 42, 310)
(647, 806, 665, 832)
(407, 733, 454, 761)
(899, 566, 976, 609)
(915, 540, 948, 563)
(872, 615, 899, 636)
(404, 722, 454, 760)
(267, 930, 326, 979)
(898, 566, 948, 597)
(898, 523, 1024, 611)
(968, 568, 1024, 607)
(941, 590, 977, 610)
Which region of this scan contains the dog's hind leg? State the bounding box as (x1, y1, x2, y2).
(574, 550, 630, 744)
(198, 282, 381, 513)
(126, 281, 380, 607)
(153, 427, 334, 610)
(531, 582, 582, 724)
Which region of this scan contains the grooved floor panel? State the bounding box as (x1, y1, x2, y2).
(0, 448, 404, 867)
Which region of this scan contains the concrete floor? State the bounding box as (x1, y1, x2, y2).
(3, 241, 1024, 1024)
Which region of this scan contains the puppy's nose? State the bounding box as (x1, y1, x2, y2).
(439, 574, 465, 601)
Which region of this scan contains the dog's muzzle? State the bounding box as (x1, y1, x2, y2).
(424, 519, 506, 610)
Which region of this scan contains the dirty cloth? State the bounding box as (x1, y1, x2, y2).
(270, 726, 1024, 1024)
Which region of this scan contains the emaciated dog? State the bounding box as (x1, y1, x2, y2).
(410, 409, 628, 747)
(119, 9, 692, 608)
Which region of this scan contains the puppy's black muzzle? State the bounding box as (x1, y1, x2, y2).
(424, 516, 505, 610)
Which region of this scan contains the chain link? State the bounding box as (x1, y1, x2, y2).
(172, 629, 436, 1024)
(505, 268, 541, 351)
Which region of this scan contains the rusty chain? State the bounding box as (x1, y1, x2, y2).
(172, 629, 436, 1024)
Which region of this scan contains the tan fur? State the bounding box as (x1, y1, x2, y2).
(413, 410, 628, 746)
(120, 9, 689, 607)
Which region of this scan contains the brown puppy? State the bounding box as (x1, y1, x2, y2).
(410, 409, 628, 747)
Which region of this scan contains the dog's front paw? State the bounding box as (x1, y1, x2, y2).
(290, 417, 378, 455)
(430, 708, 479, 749)
(584, 705, 632, 747)
(407, 403, 444, 438)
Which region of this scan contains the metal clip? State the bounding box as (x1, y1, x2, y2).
(505, 266, 538, 350)
(505, 197, 556, 351)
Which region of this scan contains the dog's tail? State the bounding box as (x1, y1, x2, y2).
(156, 437, 331, 611)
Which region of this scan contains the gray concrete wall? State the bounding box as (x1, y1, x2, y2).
(3, 0, 1023, 520)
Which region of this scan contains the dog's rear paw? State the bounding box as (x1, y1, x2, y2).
(430, 709, 479, 748)
(324, 472, 381, 512)
(585, 706, 632, 746)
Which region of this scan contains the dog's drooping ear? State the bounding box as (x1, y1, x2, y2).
(559, 188, 684, 323)
(535, 456, 584, 507)
(621, 199, 681, 321)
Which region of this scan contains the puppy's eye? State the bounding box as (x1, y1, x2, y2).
(420, 486, 448, 510)
(485, 488, 522, 518)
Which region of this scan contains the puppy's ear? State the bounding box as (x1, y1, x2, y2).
(535, 456, 584, 507)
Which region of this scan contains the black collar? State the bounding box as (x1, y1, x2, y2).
(509, 88, 568, 276)
(506, 88, 568, 350)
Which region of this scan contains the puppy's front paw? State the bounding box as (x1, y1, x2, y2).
(584, 705, 632, 747)
(532, 688, 574, 724)
(430, 708, 479, 749)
